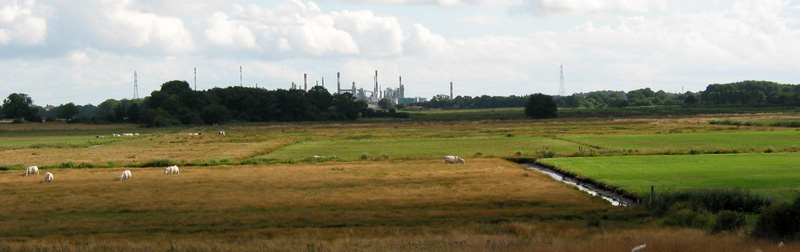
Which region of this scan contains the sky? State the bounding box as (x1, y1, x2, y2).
(1, 0, 799, 106)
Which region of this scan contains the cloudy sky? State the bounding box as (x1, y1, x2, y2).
(1, 0, 799, 106)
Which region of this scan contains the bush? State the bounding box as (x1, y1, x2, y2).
(753, 198, 800, 239)
(57, 161, 79, 168)
(711, 210, 746, 233)
(662, 207, 711, 228)
(360, 153, 370, 160)
(645, 189, 772, 214)
(140, 159, 176, 167)
(537, 148, 556, 158)
(380, 153, 390, 159)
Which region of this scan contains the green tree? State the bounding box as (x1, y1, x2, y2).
(56, 103, 79, 121)
(378, 98, 392, 110)
(3, 93, 35, 119)
(683, 94, 699, 107)
(525, 93, 558, 119)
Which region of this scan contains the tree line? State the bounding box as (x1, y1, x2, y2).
(1, 80, 797, 125)
(406, 80, 799, 109)
(1, 80, 374, 126)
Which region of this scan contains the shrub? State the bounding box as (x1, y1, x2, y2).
(474, 152, 483, 156)
(536, 148, 556, 158)
(380, 153, 390, 159)
(662, 208, 711, 228)
(58, 161, 79, 168)
(645, 189, 772, 214)
(711, 210, 746, 233)
(360, 153, 370, 160)
(140, 159, 176, 167)
(752, 198, 800, 239)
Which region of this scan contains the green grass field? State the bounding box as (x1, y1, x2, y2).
(539, 152, 800, 200)
(563, 130, 800, 152)
(0, 135, 120, 149)
(262, 136, 584, 160)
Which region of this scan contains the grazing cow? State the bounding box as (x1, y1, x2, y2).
(219, 131, 226, 136)
(117, 170, 132, 181)
(112, 133, 121, 137)
(134, 133, 139, 136)
(312, 155, 324, 160)
(444, 156, 466, 164)
(24, 166, 39, 176)
(96, 135, 104, 138)
(164, 165, 180, 175)
(44, 172, 53, 183)
(631, 244, 647, 252)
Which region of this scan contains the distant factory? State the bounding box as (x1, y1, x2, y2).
(292, 71, 427, 108)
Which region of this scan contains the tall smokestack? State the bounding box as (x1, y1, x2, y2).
(450, 82, 453, 99)
(374, 70, 378, 99)
(322, 77, 324, 87)
(337, 72, 341, 92)
(304, 73, 307, 91)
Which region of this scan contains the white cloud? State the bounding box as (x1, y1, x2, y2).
(521, 0, 668, 15)
(337, 0, 516, 7)
(96, 0, 196, 54)
(333, 10, 404, 57)
(458, 15, 508, 25)
(203, 12, 259, 50)
(0, 0, 49, 45)
(404, 23, 449, 56)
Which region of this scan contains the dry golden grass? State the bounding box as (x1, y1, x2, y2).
(0, 132, 289, 166)
(0, 159, 628, 249)
(0, 226, 792, 251)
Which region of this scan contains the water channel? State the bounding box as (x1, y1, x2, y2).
(521, 163, 637, 207)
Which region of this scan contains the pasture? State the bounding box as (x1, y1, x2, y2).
(563, 130, 800, 153)
(2, 108, 800, 251)
(539, 152, 800, 200)
(263, 136, 584, 160)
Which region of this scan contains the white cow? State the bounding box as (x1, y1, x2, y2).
(117, 170, 132, 181)
(164, 165, 180, 175)
(219, 131, 226, 136)
(112, 133, 121, 137)
(444, 156, 466, 164)
(44, 172, 53, 183)
(24, 166, 39, 176)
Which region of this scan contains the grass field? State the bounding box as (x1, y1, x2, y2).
(539, 152, 800, 200)
(263, 136, 584, 160)
(563, 130, 800, 153)
(2, 108, 800, 251)
(0, 159, 645, 251)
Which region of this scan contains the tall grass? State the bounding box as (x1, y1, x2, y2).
(644, 189, 773, 214)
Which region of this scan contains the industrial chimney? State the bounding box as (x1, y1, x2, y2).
(450, 82, 453, 99)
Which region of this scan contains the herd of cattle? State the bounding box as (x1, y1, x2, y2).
(20, 155, 463, 184)
(21, 164, 181, 183)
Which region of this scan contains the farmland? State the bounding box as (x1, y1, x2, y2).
(539, 152, 800, 200)
(1, 108, 800, 251)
